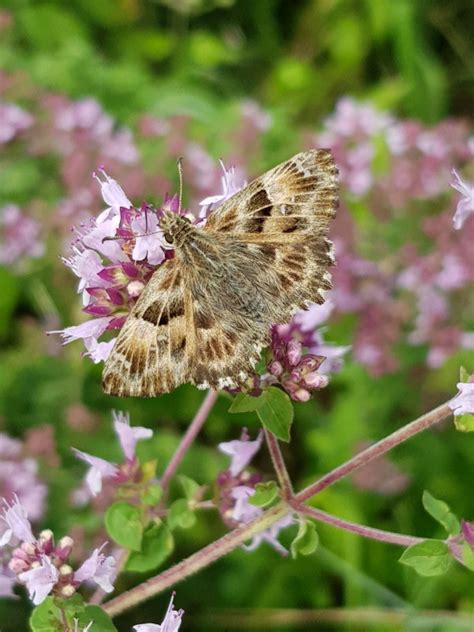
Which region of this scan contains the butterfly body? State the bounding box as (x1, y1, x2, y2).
(102, 149, 338, 397)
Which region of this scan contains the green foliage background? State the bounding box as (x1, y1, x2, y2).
(0, 1, 473, 630)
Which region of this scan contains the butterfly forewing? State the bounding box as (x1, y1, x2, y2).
(102, 149, 338, 397)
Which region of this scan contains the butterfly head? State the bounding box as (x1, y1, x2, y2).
(160, 211, 193, 247)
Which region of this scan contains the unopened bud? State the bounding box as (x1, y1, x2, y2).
(287, 340, 302, 367)
(303, 372, 328, 389)
(21, 542, 36, 555)
(58, 536, 74, 549)
(268, 361, 283, 377)
(59, 564, 73, 576)
(293, 388, 311, 402)
(60, 584, 76, 598)
(9, 557, 29, 574)
(39, 529, 54, 543)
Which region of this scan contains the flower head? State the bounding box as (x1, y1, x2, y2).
(72, 411, 152, 497)
(51, 169, 179, 359)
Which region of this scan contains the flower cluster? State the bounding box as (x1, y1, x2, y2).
(0, 101, 33, 144)
(51, 171, 182, 362)
(0, 204, 44, 267)
(0, 496, 115, 604)
(72, 411, 152, 500)
(217, 430, 293, 555)
(0, 432, 47, 525)
(312, 97, 473, 374)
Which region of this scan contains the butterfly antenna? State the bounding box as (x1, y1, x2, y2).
(177, 157, 184, 213)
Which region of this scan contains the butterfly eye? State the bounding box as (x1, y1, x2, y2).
(163, 232, 174, 244)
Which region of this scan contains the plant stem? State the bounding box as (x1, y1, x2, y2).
(295, 402, 451, 503)
(160, 389, 218, 493)
(296, 505, 424, 547)
(102, 400, 452, 619)
(264, 428, 293, 499)
(103, 502, 289, 617)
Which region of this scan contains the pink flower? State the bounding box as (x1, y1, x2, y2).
(231, 487, 294, 556)
(0, 204, 44, 266)
(53, 169, 177, 359)
(0, 102, 33, 144)
(199, 161, 246, 217)
(113, 411, 153, 461)
(461, 520, 474, 548)
(0, 433, 47, 523)
(72, 450, 119, 496)
(18, 555, 58, 605)
(449, 380, 474, 416)
(74, 544, 116, 593)
(218, 429, 263, 477)
(451, 169, 474, 229)
(133, 593, 184, 632)
(0, 567, 16, 598)
(72, 412, 152, 496)
(0, 496, 35, 547)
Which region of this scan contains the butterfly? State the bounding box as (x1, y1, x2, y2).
(102, 149, 338, 397)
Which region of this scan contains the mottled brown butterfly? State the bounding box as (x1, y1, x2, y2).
(102, 149, 338, 397)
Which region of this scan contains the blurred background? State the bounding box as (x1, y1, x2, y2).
(0, 0, 473, 630)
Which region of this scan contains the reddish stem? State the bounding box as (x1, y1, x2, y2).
(160, 390, 218, 493)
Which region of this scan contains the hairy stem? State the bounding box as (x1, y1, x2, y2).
(296, 505, 424, 547)
(160, 389, 218, 493)
(295, 402, 451, 503)
(264, 428, 293, 499)
(103, 502, 289, 617)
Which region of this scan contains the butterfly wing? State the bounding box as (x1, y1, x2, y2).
(102, 258, 190, 396)
(187, 149, 338, 390)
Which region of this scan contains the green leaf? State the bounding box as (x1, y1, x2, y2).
(460, 366, 470, 382)
(248, 481, 279, 507)
(399, 540, 452, 576)
(422, 491, 460, 536)
(141, 483, 163, 506)
(454, 413, 474, 432)
(105, 501, 143, 551)
(256, 387, 293, 442)
(127, 523, 174, 572)
(78, 606, 117, 632)
(168, 498, 197, 530)
(229, 392, 262, 413)
(462, 543, 474, 572)
(30, 598, 63, 632)
(291, 519, 319, 558)
(229, 388, 294, 441)
(179, 475, 201, 500)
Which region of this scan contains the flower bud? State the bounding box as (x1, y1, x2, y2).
(287, 340, 302, 367)
(60, 584, 76, 598)
(292, 388, 311, 402)
(59, 564, 73, 576)
(9, 557, 29, 574)
(268, 361, 283, 377)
